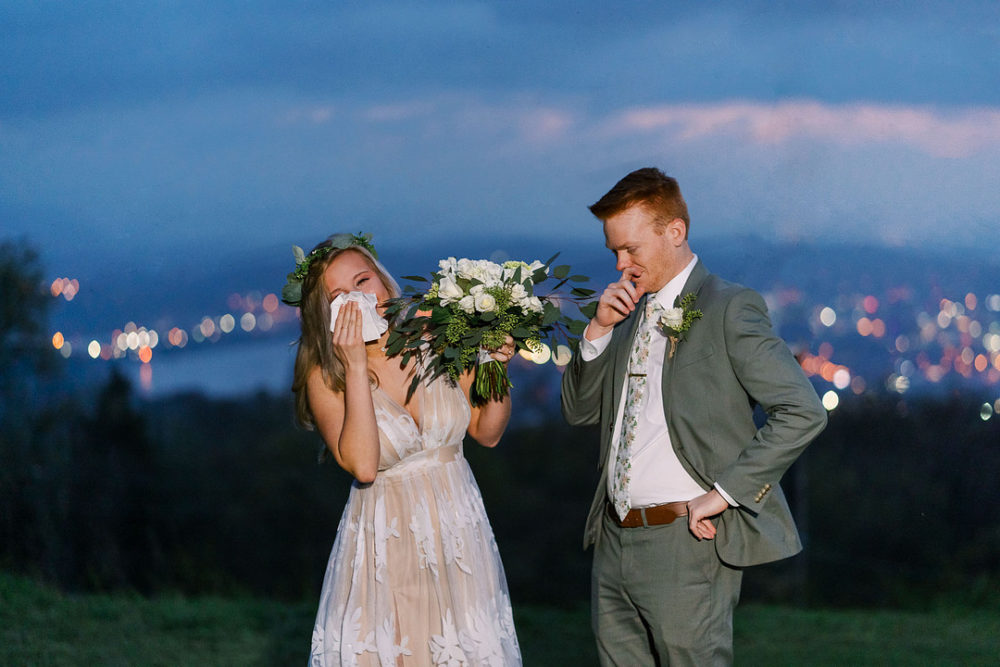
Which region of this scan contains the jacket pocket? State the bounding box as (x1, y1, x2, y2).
(675, 341, 714, 369)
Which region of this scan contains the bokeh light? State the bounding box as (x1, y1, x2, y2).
(822, 391, 839, 411)
(552, 344, 572, 367)
(263, 293, 279, 313)
(50, 278, 80, 301)
(199, 317, 216, 338)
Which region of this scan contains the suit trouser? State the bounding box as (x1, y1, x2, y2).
(592, 510, 742, 667)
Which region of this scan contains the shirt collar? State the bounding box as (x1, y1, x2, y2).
(651, 254, 698, 310)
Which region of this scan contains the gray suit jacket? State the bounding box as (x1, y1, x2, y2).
(561, 260, 827, 567)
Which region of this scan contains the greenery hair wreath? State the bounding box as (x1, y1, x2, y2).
(281, 232, 377, 307)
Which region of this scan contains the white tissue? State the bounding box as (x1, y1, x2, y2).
(329, 291, 389, 342)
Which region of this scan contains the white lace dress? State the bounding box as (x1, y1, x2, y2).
(310, 374, 522, 666)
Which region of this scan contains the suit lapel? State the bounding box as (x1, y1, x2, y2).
(661, 260, 710, 407)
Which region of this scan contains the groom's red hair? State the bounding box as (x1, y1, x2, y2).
(589, 167, 690, 237)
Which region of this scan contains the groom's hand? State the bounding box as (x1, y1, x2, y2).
(687, 489, 728, 540)
(586, 268, 645, 340)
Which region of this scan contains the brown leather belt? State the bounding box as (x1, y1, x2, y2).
(607, 501, 689, 528)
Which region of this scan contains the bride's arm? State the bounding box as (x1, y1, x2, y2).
(309, 301, 380, 482)
(461, 335, 515, 448)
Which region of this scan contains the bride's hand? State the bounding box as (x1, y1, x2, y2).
(331, 301, 368, 370)
(486, 334, 516, 365)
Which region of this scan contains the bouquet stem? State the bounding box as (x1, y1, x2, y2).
(472, 359, 512, 406)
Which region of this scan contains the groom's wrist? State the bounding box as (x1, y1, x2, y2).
(585, 320, 613, 341)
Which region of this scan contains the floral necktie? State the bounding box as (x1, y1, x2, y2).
(611, 296, 659, 521)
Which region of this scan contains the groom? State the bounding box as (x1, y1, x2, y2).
(561, 167, 827, 665)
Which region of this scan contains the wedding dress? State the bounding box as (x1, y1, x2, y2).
(310, 373, 521, 666)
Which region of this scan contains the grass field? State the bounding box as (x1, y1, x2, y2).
(3, 572, 999, 665)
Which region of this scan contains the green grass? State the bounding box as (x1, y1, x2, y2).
(3, 572, 999, 665)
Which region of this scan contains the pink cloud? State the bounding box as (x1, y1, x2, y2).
(612, 101, 1000, 158)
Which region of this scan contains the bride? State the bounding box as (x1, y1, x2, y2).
(285, 233, 522, 666)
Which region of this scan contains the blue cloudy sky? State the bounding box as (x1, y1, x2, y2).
(3, 0, 1000, 288)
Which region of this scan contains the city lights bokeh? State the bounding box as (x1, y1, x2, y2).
(47, 279, 295, 392)
(44, 273, 1000, 414)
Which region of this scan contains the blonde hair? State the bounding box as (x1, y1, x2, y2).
(290, 240, 400, 429)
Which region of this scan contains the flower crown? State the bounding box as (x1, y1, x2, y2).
(281, 232, 378, 307)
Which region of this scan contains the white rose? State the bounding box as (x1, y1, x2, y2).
(455, 258, 475, 280)
(661, 307, 684, 329)
(475, 291, 497, 313)
(465, 261, 485, 282)
(527, 260, 546, 274)
(482, 261, 504, 286)
(527, 296, 543, 313)
(509, 283, 527, 303)
(437, 275, 464, 304)
(458, 294, 476, 314)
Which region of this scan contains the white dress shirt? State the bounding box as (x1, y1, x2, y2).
(581, 256, 736, 508)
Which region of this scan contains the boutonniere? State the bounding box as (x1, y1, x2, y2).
(657, 293, 703, 358)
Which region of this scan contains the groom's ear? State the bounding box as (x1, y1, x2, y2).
(665, 218, 687, 246)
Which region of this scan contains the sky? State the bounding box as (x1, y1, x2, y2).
(3, 1, 1000, 370)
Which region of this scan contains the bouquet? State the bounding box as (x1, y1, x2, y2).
(383, 254, 596, 404)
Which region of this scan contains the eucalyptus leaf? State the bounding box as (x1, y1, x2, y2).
(541, 305, 560, 326)
(281, 283, 301, 306)
(405, 374, 421, 402)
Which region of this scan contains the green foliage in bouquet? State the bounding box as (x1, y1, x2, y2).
(383, 254, 597, 405)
